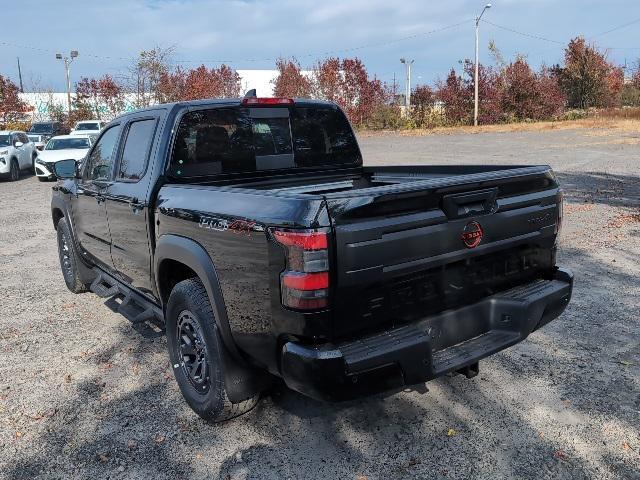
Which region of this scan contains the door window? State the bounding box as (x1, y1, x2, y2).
(85, 126, 121, 181)
(116, 119, 156, 182)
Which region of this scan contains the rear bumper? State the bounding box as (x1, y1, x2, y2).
(281, 267, 573, 401)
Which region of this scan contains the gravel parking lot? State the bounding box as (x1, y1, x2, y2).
(1, 126, 638, 479)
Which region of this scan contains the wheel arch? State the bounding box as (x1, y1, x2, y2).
(155, 234, 270, 402)
(51, 195, 68, 230)
(154, 234, 240, 360)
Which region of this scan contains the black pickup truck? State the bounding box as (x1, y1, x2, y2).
(51, 96, 573, 422)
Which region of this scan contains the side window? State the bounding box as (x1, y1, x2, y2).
(11, 134, 20, 146)
(170, 108, 254, 177)
(85, 126, 121, 181)
(117, 119, 156, 182)
(19, 133, 29, 144)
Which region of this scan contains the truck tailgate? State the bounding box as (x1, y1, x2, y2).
(324, 166, 561, 339)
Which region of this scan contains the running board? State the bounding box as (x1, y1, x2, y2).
(90, 269, 163, 324)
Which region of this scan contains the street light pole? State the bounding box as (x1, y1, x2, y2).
(400, 58, 415, 111)
(474, 3, 491, 127)
(56, 51, 78, 119)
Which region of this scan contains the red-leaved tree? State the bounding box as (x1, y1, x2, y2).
(555, 37, 621, 108)
(272, 58, 312, 98)
(74, 75, 125, 121)
(436, 69, 469, 125)
(0, 75, 27, 126)
(462, 60, 502, 124)
(308, 57, 387, 127)
(158, 64, 241, 101)
(184, 65, 241, 100)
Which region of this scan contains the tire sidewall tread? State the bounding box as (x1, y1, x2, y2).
(166, 278, 258, 422)
(56, 218, 88, 293)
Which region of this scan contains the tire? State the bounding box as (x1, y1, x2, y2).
(32, 153, 38, 175)
(56, 218, 89, 293)
(9, 159, 19, 182)
(166, 278, 259, 422)
(38, 177, 48, 182)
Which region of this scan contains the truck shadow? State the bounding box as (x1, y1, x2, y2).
(556, 171, 640, 208)
(4, 246, 638, 479)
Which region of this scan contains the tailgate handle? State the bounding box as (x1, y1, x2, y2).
(442, 188, 498, 219)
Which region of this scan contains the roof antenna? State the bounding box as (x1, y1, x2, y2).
(244, 89, 257, 98)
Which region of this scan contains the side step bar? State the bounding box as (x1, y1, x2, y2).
(90, 269, 164, 324)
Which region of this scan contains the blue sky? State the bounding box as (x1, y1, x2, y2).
(2, 0, 640, 91)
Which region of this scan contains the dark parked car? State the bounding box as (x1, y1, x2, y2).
(50, 96, 573, 422)
(28, 121, 69, 141)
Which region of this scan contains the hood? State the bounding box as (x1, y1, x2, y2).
(37, 149, 88, 162)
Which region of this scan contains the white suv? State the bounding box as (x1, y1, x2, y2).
(34, 134, 94, 181)
(0, 131, 37, 181)
(70, 120, 105, 136)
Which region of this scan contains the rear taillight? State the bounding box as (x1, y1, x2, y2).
(555, 190, 564, 237)
(272, 229, 330, 310)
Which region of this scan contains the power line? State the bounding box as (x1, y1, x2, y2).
(481, 19, 564, 45)
(1, 20, 473, 66)
(175, 19, 474, 64)
(592, 17, 640, 38)
(0, 40, 136, 62)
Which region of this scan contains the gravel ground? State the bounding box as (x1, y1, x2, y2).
(0, 126, 638, 480)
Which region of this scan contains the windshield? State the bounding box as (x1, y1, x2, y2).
(0, 135, 11, 147)
(75, 122, 100, 131)
(46, 138, 90, 150)
(169, 105, 360, 178)
(29, 123, 54, 133)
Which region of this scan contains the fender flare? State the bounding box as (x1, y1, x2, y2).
(154, 234, 270, 402)
(51, 194, 68, 229)
(154, 234, 241, 360)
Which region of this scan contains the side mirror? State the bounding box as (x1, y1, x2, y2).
(53, 159, 78, 179)
(14, 141, 24, 148)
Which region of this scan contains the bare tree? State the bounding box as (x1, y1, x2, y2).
(127, 45, 176, 107)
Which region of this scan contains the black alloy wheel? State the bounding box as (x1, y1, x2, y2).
(58, 226, 74, 282)
(177, 310, 210, 394)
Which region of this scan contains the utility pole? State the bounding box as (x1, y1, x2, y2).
(400, 58, 414, 111)
(16, 57, 24, 92)
(392, 72, 397, 104)
(56, 50, 79, 118)
(474, 3, 492, 127)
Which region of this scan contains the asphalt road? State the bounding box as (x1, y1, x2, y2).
(0, 126, 638, 479)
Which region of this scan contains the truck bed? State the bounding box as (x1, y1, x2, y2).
(188, 165, 553, 198)
(160, 163, 560, 341)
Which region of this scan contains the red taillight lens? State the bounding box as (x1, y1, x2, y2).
(282, 272, 329, 290)
(272, 230, 327, 250)
(242, 97, 294, 106)
(272, 228, 330, 310)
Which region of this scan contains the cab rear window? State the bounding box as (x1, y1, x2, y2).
(169, 105, 360, 178)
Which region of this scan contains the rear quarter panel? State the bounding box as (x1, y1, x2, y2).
(155, 184, 330, 369)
